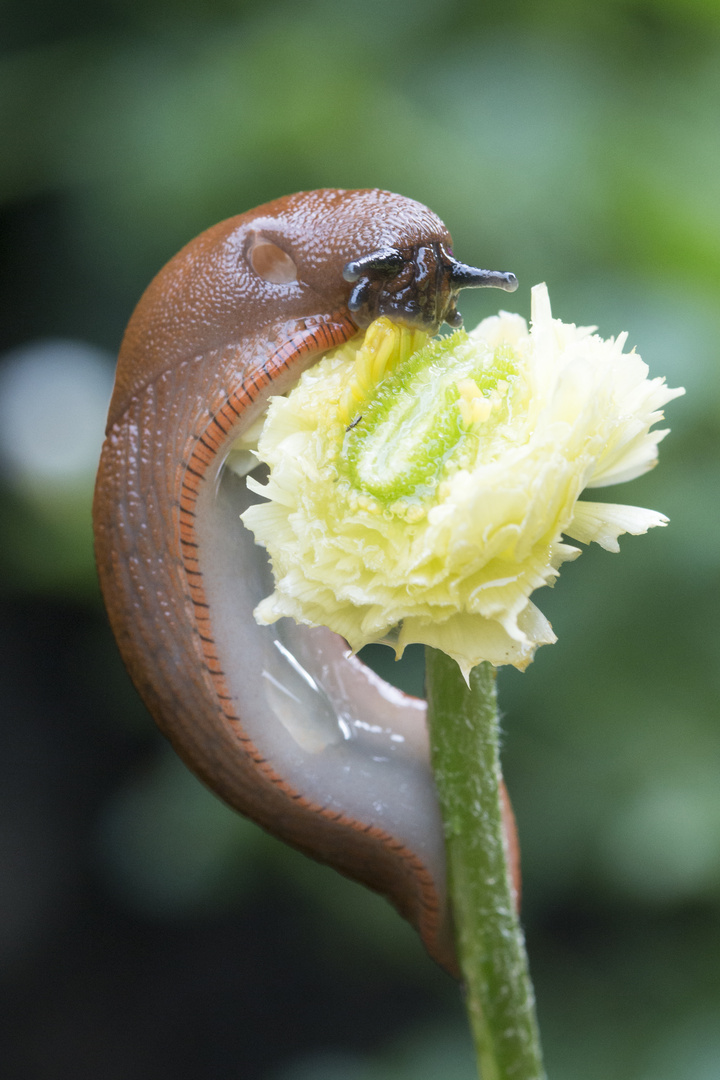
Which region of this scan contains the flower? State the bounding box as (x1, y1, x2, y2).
(240, 284, 683, 680)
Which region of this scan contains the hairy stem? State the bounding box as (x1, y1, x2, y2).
(425, 648, 545, 1080)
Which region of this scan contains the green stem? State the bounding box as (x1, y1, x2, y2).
(425, 648, 546, 1080)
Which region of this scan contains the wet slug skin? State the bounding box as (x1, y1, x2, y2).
(92, 188, 521, 975)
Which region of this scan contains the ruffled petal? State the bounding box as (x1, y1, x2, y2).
(397, 601, 556, 683)
(565, 501, 668, 552)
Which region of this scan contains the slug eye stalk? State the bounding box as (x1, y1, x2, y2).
(448, 260, 518, 292)
(343, 247, 405, 280)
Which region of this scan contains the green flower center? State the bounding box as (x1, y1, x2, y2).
(338, 326, 519, 518)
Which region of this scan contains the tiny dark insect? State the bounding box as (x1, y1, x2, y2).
(346, 414, 362, 432)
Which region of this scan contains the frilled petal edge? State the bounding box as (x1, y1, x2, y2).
(565, 501, 668, 552)
(397, 602, 557, 683)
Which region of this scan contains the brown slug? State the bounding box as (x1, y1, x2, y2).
(93, 188, 519, 974)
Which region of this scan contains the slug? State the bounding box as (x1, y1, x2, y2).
(93, 188, 520, 974)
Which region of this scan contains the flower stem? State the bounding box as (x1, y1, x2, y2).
(425, 648, 546, 1080)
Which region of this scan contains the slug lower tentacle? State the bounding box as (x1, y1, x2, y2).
(93, 188, 519, 975)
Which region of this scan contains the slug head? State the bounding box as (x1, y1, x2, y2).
(111, 187, 517, 424)
(247, 188, 518, 334)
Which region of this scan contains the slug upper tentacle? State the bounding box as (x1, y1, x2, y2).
(342, 238, 517, 333)
(93, 189, 519, 975)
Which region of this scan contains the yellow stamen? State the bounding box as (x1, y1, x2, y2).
(338, 318, 428, 425)
(456, 378, 494, 427)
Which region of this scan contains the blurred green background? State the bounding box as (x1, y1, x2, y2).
(1, 1, 718, 1077)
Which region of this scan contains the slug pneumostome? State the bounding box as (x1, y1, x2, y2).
(93, 188, 519, 973)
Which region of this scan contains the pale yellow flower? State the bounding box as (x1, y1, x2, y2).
(240, 284, 683, 680)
